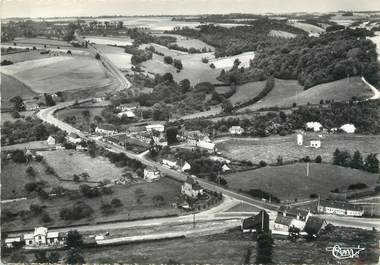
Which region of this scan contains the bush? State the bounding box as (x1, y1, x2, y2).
(259, 160, 267, 167)
(79, 184, 100, 198)
(348, 182, 368, 190)
(309, 193, 318, 199)
(60, 202, 93, 220)
(110, 198, 123, 207)
(12, 150, 26, 163)
(41, 213, 52, 223)
(164, 56, 173, 64)
(315, 155, 322, 163)
(202, 57, 209, 63)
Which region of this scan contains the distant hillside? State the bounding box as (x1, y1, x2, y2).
(237, 77, 373, 112)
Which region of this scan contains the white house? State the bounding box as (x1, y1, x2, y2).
(46, 136, 56, 145)
(181, 161, 191, 172)
(318, 200, 364, 216)
(5, 237, 21, 248)
(95, 124, 117, 135)
(117, 110, 136, 118)
(67, 133, 82, 144)
(181, 176, 204, 198)
(162, 159, 178, 169)
(144, 167, 161, 182)
(340, 124, 356, 134)
(229, 126, 244, 135)
(297, 134, 303, 145)
(310, 139, 321, 149)
(116, 102, 140, 111)
(24, 227, 66, 249)
(306, 121, 323, 132)
(222, 164, 231, 172)
(146, 124, 165, 133)
(274, 206, 311, 231)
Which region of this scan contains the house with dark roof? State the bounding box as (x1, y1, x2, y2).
(274, 206, 311, 232)
(304, 216, 327, 237)
(67, 132, 82, 144)
(278, 206, 310, 221)
(181, 176, 203, 198)
(318, 200, 364, 216)
(241, 210, 269, 233)
(116, 102, 140, 111)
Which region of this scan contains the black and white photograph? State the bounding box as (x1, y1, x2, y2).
(1, 0, 380, 264)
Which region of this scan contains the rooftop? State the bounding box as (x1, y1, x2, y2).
(278, 205, 309, 217)
(97, 124, 116, 131)
(320, 200, 363, 212)
(68, 132, 80, 138)
(275, 215, 294, 226)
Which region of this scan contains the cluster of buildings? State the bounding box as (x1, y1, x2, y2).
(317, 199, 364, 216)
(181, 176, 204, 198)
(5, 227, 66, 249)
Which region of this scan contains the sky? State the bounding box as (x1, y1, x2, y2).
(1, 0, 380, 18)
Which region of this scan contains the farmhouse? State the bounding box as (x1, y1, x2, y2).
(25, 102, 40, 111)
(146, 124, 165, 133)
(296, 134, 303, 145)
(67, 132, 82, 144)
(117, 110, 136, 118)
(310, 139, 321, 149)
(144, 167, 161, 182)
(181, 176, 204, 198)
(229, 126, 244, 135)
(24, 227, 66, 248)
(195, 140, 216, 152)
(46, 136, 56, 145)
(340, 124, 356, 134)
(317, 200, 364, 216)
(182, 161, 191, 172)
(306, 121, 323, 132)
(116, 102, 140, 111)
(95, 124, 117, 135)
(274, 206, 311, 231)
(162, 158, 178, 169)
(278, 206, 310, 221)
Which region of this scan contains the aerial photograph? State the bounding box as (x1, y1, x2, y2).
(0, 0, 380, 264)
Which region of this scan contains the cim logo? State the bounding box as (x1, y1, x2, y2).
(326, 245, 365, 260)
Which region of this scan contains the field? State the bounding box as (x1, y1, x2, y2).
(1, 73, 37, 108)
(216, 134, 380, 164)
(228, 80, 266, 105)
(10, 37, 74, 48)
(239, 77, 373, 112)
(94, 44, 133, 71)
(41, 150, 124, 182)
(84, 36, 133, 46)
(1, 55, 113, 93)
(209, 51, 255, 69)
(1, 177, 181, 232)
(224, 163, 378, 201)
(269, 30, 297, 38)
(288, 22, 325, 36)
(1, 159, 80, 200)
(141, 52, 221, 85)
(1, 50, 51, 63)
(1, 111, 35, 125)
(153, 33, 215, 51)
(369, 32, 380, 63)
(55, 106, 105, 131)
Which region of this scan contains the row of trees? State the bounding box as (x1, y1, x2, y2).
(333, 149, 379, 173)
(163, 56, 183, 71)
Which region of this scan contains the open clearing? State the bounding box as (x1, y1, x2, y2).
(239, 77, 373, 112)
(228, 80, 266, 105)
(1, 177, 181, 232)
(288, 22, 325, 36)
(153, 33, 215, 51)
(269, 30, 297, 38)
(216, 134, 380, 164)
(9, 37, 74, 48)
(40, 150, 124, 182)
(224, 163, 378, 201)
(1, 50, 51, 63)
(209, 51, 255, 69)
(94, 44, 133, 71)
(1, 56, 113, 93)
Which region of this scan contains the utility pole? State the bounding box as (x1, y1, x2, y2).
(306, 162, 310, 177)
(193, 213, 196, 229)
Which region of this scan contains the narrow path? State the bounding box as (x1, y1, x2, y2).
(361, 76, 380, 100)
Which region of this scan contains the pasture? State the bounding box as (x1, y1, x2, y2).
(84, 36, 133, 46)
(153, 33, 215, 51)
(1, 56, 113, 93)
(209, 51, 255, 69)
(288, 22, 325, 36)
(216, 133, 380, 164)
(40, 150, 124, 182)
(228, 80, 266, 105)
(224, 163, 378, 201)
(1, 50, 51, 63)
(239, 77, 373, 112)
(93, 44, 133, 71)
(1, 177, 181, 232)
(1, 73, 37, 109)
(269, 30, 297, 38)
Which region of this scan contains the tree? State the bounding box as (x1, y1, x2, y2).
(11, 111, 20, 119)
(66, 230, 83, 248)
(10, 96, 25, 111)
(364, 153, 379, 173)
(111, 198, 123, 207)
(87, 141, 97, 158)
(12, 150, 26, 163)
(179, 78, 191, 93)
(73, 174, 80, 182)
(166, 127, 178, 145)
(95, 53, 100, 60)
(44, 93, 55, 106)
(259, 160, 267, 167)
(65, 248, 85, 264)
(42, 213, 52, 223)
(34, 251, 48, 263)
(315, 155, 322, 163)
(163, 56, 173, 64)
(256, 231, 273, 264)
(173, 59, 183, 71)
(163, 72, 173, 83)
(276, 155, 283, 165)
(48, 252, 60, 263)
(221, 99, 233, 113)
(350, 150, 364, 169)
